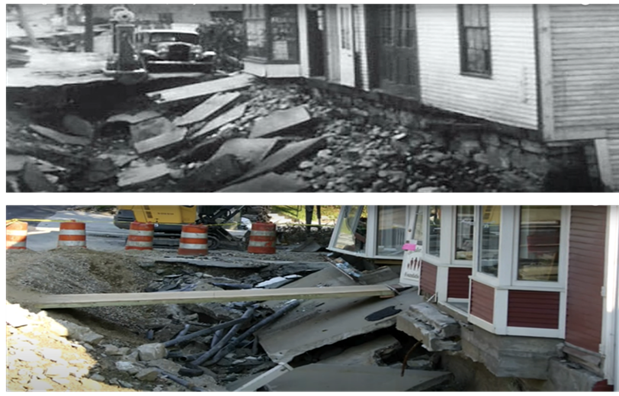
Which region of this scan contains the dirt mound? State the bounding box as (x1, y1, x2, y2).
(6, 248, 169, 334)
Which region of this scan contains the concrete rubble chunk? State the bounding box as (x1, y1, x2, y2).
(191, 103, 247, 140)
(22, 161, 58, 192)
(134, 126, 187, 156)
(130, 116, 175, 143)
(56, 319, 104, 345)
(209, 137, 280, 168)
(137, 343, 167, 361)
(107, 110, 161, 125)
(178, 136, 225, 163)
(218, 172, 309, 192)
(62, 114, 95, 139)
(395, 304, 461, 352)
(117, 162, 171, 189)
(266, 364, 451, 392)
(174, 91, 241, 127)
(29, 124, 91, 146)
(97, 153, 137, 168)
(7, 154, 28, 174)
(146, 358, 184, 374)
(233, 136, 327, 184)
(178, 153, 246, 191)
(249, 105, 312, 139)
(115, 361, 139, 373)
(407, 303, 460, 338)
(147, 73, 255, 104)
(135, 368, 160, 382)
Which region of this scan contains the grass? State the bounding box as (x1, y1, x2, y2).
(271, 204, 341, 224)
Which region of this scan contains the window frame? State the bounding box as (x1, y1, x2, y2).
(452, 205, 477, 265)
(510, 206, 569, 290)
(243, 4, 300, 64)
(458, 4, 492, 78)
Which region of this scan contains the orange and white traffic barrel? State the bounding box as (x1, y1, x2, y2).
(247, 223, 276, 254)
(178, 224, 208, 256)
(126, 222, 154, 250)
(58, 221, 86, 248)
(6, 221, 28, 250)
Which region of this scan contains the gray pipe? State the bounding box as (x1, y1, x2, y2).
(207, 299, 300, 365)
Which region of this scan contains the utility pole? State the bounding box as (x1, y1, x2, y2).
(83, 4, 94, 52)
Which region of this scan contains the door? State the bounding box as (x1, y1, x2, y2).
(400, 206, 424, 286)
(337, 4, 355, 87)
(306, 5, 326, 77)
(374, 4, 420, 99)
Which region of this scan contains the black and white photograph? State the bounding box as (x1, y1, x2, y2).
(6, 4, 619, 192)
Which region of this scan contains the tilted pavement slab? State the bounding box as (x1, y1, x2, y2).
(28, 124, 91, 146)
(130, 117, 175, 143)
(117, 162, 171, 189)
(146, 73, 254, 104)
(174, 91, 241, 127)
(208, 138, 280, 168)
(249, 106, 312, 139)
(134, 127, 187, 157)
(190, 103, 247, 140)
(256, 266, 423, 363)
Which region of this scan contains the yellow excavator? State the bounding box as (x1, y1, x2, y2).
(114, 206, 248, 249)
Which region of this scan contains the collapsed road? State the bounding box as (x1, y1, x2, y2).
(7, 65, 577, 192)
(6, 233, 456, 392)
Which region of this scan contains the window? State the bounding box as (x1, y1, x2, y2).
(245, 5, 268, 59)
(458, 4, 491, 76)
(334, 206, 366, 254)
(244, 5, 299, 63)
(412, 206, 424, 252)
(428, 206, 442, 256)
(454, 206, 475, 260)
(478, 206, 500, 276)
(340, 6, 351, 50)
(517, 206, 561, 282)
(377, 206, 406, 257)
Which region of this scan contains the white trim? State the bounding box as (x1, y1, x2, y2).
(468, 314, 495, 334)
(494, 289, 509, 334)
(603, 206, 619, 384)
(436, 265, 449, 303)
(297, 5, 310, 78)
(440, 206, 454, 263)
(498, 206, 516, 287)
(365, 206, 378, 257)
(506, 326, 562, 338)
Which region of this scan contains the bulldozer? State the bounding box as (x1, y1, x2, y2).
(114, 205, 250, 250)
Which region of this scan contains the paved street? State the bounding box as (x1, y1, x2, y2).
(7, 206, 128, 252)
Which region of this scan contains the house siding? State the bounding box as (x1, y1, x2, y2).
(549, 5, 619, 141)
(420, 261, 437, 296)
(416, 4, 538, 130)
(447, 267, 471, 299)
(565, 206, 607, 352)
(470, 280, 494, 324)
(507, 290, 560, 329)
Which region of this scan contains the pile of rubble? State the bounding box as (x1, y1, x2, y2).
(7, 71, 553, 192)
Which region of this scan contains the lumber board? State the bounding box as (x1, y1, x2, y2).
(25, 286, 395, 309)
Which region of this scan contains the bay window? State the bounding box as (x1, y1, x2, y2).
(377, 206, 406, 257)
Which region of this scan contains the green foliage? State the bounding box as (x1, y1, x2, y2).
(196, 18, 245, 72)
(270, 206, 341, 224)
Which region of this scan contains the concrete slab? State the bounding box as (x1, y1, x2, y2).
(178, 153, 246, 191)
(321, 335, 401, 366)
(155, 257, 270, 269)
(7, 154, 28, 173)
(130, 117, 175, 143)
(28, 124, 91, 146)
(233, 136, 327, 184)
(147, 73, 254, 104)
(218, 172, 309, 192)
(176, 136, 225, 163)
(174, 91, 241, 127)
(117, 163, 171, 189)
(22, 161, 58, 192)
(134, 127, 187, 157)
(107, 110, 161, 125)
(249, 106, 312, 139)
(191, 103, 247, 140)
(96, 153, 137, 168)
(208, 138, 280, 168)
(62, 115, 94, 139)
(257, 266, 423, 363)
(266, 364, 451, 391)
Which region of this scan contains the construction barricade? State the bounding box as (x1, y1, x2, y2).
(6, 221, 28, 250)
(57, 221, 86, 248)
(126, 222, 154, 250)
(178, 224, 208, 256)
(247, 223, 276, 254)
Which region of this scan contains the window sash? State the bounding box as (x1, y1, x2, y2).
(459, 4, 491, 76)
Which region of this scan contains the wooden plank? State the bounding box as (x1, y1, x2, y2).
(146, 73, 254, 104)
(29, 124, 91, 146)
(190, 103, 247, 140)
(174, 91, 241, 127)
(25, 285, 396, 309)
